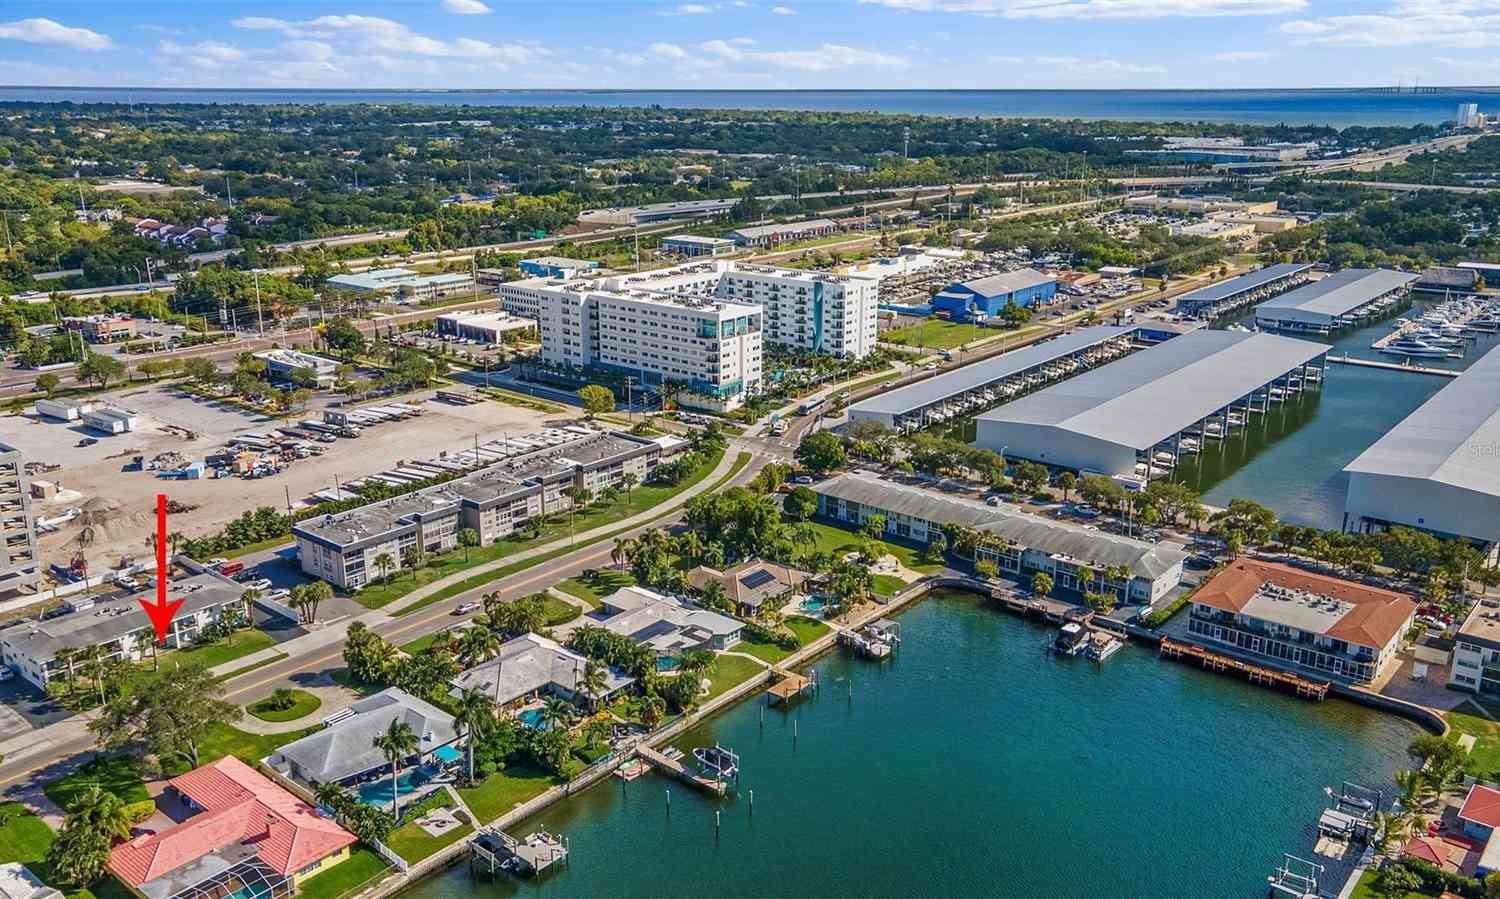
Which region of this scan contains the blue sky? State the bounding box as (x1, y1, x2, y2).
(1, 1, 1498, 90)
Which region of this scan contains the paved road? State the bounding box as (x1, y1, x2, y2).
(0, 440, 765, 794)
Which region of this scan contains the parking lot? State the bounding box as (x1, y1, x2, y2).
(15, 382, 567, 578)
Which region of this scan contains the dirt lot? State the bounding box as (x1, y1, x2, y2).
(7, 384, 565, 574)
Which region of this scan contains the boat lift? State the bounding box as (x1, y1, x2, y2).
(1266, 854, 1325, 899)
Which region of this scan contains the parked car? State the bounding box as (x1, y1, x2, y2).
(77, 437, 98, 447)
(264, 588, 290, 601)
(454, 601, 480, 616)
(205, 557, 228, 567)
(242, 578, 273, 591)
(792, 475, 814, 485)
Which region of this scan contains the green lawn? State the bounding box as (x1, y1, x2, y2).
(383, 794, 473, 865)
(330, 668, 385, 697)
(840, 369, 901, 394)
(736, 616, 830, 665)
(556, 570, 636, 608)
(872, 574, 908, 597)
(400, 632, 443, 654)
(882, 319, 987, 351)
(392, 450, 748, 618)
(0, 801, 134, 899)
(1447, 700, 1500, 776)
(542, 595, 582, 627)
(43, 757, 150, 812)
(363, 447, 727, 612)
(295, 847, 391, 899)
(803, 521, 945, 575)
(247, 689, 322, 723)
(1349, 869, 1429, 899)
(457, 765, 562, 823)
(162, 723, 313, 777)
(162, 629, 277, 671)
(224, 535, 295, 559)
(703, 654, 767, 702)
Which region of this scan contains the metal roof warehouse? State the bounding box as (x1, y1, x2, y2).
(1174, 263, 1312, 318)
(1254, 268, 1417, 333)
(974, 330, 1328, 479)
(846, 325, 1139, 430)
(1343, 345, 1500, 558)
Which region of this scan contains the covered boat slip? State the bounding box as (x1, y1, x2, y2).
(973, 330, 1328, 482)
(1342, 345, 1500, 561)
(848, 325, 1139, 431)
(1174, 262, 1313, 320)
(1254, 268, 1418, 335)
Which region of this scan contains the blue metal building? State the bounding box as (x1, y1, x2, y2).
(931, 268, 1057, 323)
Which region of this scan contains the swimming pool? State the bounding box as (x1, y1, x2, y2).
(356, 768, 429, 806)
(655, 656, 680, 672)
(517, 708, 548, 731)
(432, 744, 463, 765)
(801, 598, 827, 613)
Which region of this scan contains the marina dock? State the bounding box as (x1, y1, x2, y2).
(1329, 352, 1459, 378)
(470, 828, 568, 878)
(636, 745, 730, 796)
(766, 669, 815, 704)
(1159, 638, 1330, 700)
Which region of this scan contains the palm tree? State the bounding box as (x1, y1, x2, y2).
(580, 660, 609, 710)
(314, 781, 347, 812)
(638, 691, 665, 728)
(678, 649, 717, 679)
(620, 473, 639, 509)
(373, 718, 419, 819)
(460, 626, 501, 672)
(46, 787, 132, 887)
(373, 552, 395, 584)
(458, 528, 479, 561)
(453, 688, 494, 784)
(541, 697, 572, 732)
(611, 536, 634, 572)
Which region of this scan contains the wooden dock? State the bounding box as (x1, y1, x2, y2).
(1328, 353, 1459, 378)
(1159, 638, 1330, 700)
(636, 745, 730, 796)
(766, 668, 815, 704)
(470, 828, 568, 877)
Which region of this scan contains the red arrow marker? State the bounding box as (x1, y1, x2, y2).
(139, 494, 184, 645)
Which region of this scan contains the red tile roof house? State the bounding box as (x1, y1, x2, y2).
(1184, 559, 1416, 684)
(107, 757, 357, 899)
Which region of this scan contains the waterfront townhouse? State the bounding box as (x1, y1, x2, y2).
(108, 756, 356, 899)
(0, 573, 250, 688)
(597, 586, 744, 657)
(293, 431, 672, 590)
(1448, 603, 1500, 694)
(1184, 559, 1416, 684)
(266, 688, 457, 790)
(812, 471, 1187, 604)
(0, 445, 40, 600)
(449, 633, 634, 710)
(529, 276, 763, 412)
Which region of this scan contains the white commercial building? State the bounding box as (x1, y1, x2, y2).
(254, 349, 341, 387)
(327, 267, 474, 302)
(974, 331, 1328, 481)
(661, 235, 737, 257)
(435, 310, 536, 343)
(0, 445, 39, 599)
(1343, 346, 1500, 561)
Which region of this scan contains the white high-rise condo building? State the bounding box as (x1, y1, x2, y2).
(1459, 103, 1483, 129)
(531, 275, 763, 412)
(607, 260, 880, 359)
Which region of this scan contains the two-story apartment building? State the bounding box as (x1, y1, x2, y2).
(1449, 603, 1500, 694)
(0, 574, 250, 688)
(1185, 559, 1416, 684)
(812, 471, 1186, 605)
(293, 431, 673, 590)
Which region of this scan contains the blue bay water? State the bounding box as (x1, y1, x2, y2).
(1, 87, 1494, 126)
(408, 593, 1417, 899)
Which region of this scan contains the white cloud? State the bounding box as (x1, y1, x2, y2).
(700, 38, 906, 71)
(230, 14, 539, 65)
(860, 0, 1303, 17)
(0, 17, 112, 50)
(661, 3, 714, 14)
(1277, 1, 1500, 47)
(1032, 55, 1166, 73)
(771, 5, 797, 13)
(442, 0, 493, 12)
(159, 39, 247, 65)
(1210, 50, 1270, 61)
(650, 41, 688, 59)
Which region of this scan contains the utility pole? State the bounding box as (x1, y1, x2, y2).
(252, 269, 265, 337)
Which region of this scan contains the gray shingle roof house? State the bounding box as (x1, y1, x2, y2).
(265, 688, 456, 787)
(448, 633, 634, 709)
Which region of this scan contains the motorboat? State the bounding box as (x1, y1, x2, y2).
(693, 744, 739, 780)
(1382, 337, 1450, 358)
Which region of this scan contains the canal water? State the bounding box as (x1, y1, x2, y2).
(411, 592, 1417, 899)
(1197, 297, 1500, 528)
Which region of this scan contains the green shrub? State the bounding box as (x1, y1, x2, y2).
(122, 799, 158, 824)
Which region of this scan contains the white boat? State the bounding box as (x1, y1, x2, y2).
(694, 745, 739, 780)
(1382, 337, 1450, 358)
(1153, 451, 1176, 464)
